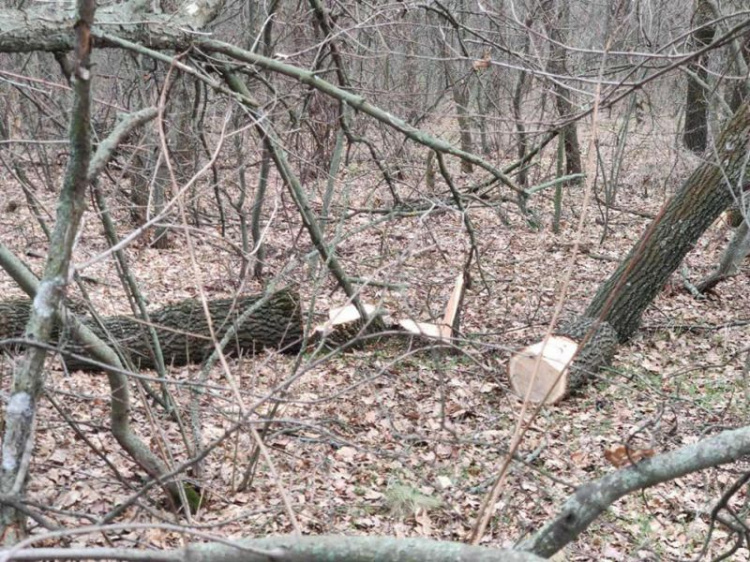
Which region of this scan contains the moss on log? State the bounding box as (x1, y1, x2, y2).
(0, 289, 302, 371)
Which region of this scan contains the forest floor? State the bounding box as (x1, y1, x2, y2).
(0, 112, 749, 561)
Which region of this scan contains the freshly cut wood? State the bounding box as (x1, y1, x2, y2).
(399, 272, 466, 341)
(510, 103, 750, 403)
(328, 303, 379, 326)
(397, 319, 444, 339)
(441, 272, 466, 337)
(508, 317, 619, 404)
(0, 289, 303, 371)
(313, 272, 467, 346)
(312, 303, 386, 346)
(509, 336, 578, 404)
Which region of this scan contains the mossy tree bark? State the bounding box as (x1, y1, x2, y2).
(510, 102, 750, 403)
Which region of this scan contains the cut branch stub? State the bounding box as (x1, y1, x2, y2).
(508, 317, 618, 404)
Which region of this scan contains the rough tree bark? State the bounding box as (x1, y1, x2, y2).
(0, 290, 303, 371)
(510, 101, 750, 403)
(683, 0, 716, 153)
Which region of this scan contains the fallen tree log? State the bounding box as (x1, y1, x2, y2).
(510, 101, 750, 404)
(0, 289, 303, 371)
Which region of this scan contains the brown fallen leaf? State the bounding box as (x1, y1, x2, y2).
(604, 445, 656, 468)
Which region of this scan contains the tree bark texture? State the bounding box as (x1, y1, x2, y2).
(0, 290, 303, 371)
(512, 102, 750, 403)
(184, 535, 544, 562)
(570, 101, 750, 376)
(556, 317, 619, 396)
(0, 0, 96, 542)
(5, 536, 544, 562)
(683, 0, 715, 153)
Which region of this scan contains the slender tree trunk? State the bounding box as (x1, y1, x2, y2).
(728, 30, 750, 111)
(683, 0, 715, 152)
(0, 0, 95, 541)
(452, 79, 475, 173)
(543, 0, 581, 176)
(512, 15, 534, 188)
(696, 216, 750, 293)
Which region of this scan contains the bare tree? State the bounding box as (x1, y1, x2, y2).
(1, 1, 750, 559)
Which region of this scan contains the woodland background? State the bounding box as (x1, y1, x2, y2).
(0, 0, 749, 560)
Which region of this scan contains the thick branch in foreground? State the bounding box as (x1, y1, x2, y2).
(510, 102, 750, 403)
(0, 0, 224, 52)
(522, 424, 750, 557)
(0, 290, 303, 371)
(5, 535, 544, 562)
(0, 0, 96, 541)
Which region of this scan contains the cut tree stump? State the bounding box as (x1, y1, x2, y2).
(0, 289, 303, 371)
(509, 318, 619, 404)
(312, 303, 386, 347)
(509, 336, 577, 404)
(510, 102, 750, 404)
(398, 272, 466, 341)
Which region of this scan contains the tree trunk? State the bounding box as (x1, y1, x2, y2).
(453, 81, 475, 173)
(683, 0, 715, 153)
(543, 0, 582, 176)
(0, 289, 303, 371)
(512, 15, 534, 188)
(728, 30, 750, 112)
(0, 0, 96, 541)
(510, 102, 750, 403)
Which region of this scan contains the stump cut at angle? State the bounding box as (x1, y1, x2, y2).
(0, 288, 303, 371)
(509, 336, 577, 404)
(398, 272, 466, 340)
